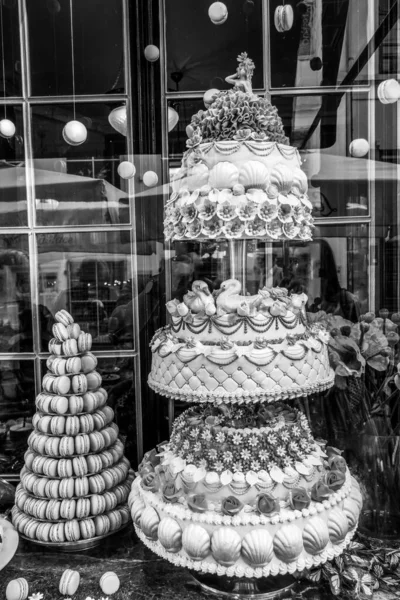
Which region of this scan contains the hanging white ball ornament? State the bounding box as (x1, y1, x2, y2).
(0, 119, 16, 139)
(378, 79, 400, 105)
(208, 2, 228, 25)
(168, 106, 179, 132)
(274, 5, 294, 32)
(118, 161, 136, 180)
(143, 171, 158, 188)
(349, 138, 370, 158)
(144, 45, 160, 62)
(203, 88, 219, 108)
(62, 120, 87, 146)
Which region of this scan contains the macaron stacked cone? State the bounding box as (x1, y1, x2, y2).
(12, 310, 133, 547)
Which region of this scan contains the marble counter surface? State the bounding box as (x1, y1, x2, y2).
(0, 524, 398, 600)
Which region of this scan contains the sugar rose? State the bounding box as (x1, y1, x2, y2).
(187, 494, 208, 513)
(256, 493, 279, 515)
(162, 482, 182, 503)
(289, 487, 311, 510)
(138, 461, 154, 476)
(328, 455, 347, 474)
(141, 472, 160, 493)
(325, 470, 346, 491)
(221, 496, 243, 516)
(311, 480, 331, 502)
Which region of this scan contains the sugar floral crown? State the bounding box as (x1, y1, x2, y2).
(237, 52, 255, 81)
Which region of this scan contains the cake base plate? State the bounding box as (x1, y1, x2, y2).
(190, 572, 296, 599)
(19, 523, 128, 552)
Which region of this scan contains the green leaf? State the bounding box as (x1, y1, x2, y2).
(307, 569, 322, 583)
(329, 572, 341, 596)
(373, 564, 384, 579)
(350, 555, 370, 568)
(344, 567, 360, 583)
(334, 556, 344, 572)
(348, 542, 365, 551)
(361, 583, 373, 596)
(382, 576, 398, 586)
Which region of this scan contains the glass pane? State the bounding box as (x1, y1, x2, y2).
(165, 0, 264, 92)
(0, 359, 35, 476)
(0, 1, 22, 97)
(31, 103, 130, 226)
(269, 0, 370, 88)
(27, 0, 125, 96)
(273, 92, 369, 217)
(0, 105, 26, 227)
(0, 235, 46, 353)
(37, 230, 134, 351)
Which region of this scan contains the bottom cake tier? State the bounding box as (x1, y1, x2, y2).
(129, 473, 362, 578)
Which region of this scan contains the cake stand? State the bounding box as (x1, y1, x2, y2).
(190, 572, 297, 599)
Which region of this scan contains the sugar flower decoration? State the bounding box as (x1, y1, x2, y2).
(29, 595, 44, 600)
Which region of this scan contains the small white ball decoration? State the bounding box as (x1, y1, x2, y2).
(378, 79, 400, 105)
(117, 161, 136, 180)
(62, 120, 87, 146)
(203, 88, 220, 108)
(274, 5, 294, 32)
(349, 138, 370, 158)
(143, 171, 158, 187)
(0, 119, 16, 139)
(144, 45, 160, 62)
(208, 2, 228, 25)
(168, 106, 179, 132)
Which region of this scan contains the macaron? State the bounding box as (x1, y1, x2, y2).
(43, 457, 58, 477)
(50, 395, 69, 415)
(103, 491, 118, 512)
(72, 374, 88, 394)
(33, 499, 48, 520)
(51, 357, 67, 375)
(102, 406, 114, 424)
(58, 458, 73, 478)
(108, 509, 122, 531)
(97, 387, 108, 402)
(75, 476, 89, 497)
(86, 371, 102, 391)
(63, 338, 78, 356)
(90, 494, 106, 516)
(86, 454, 103, 474)
(60, 498, 76, 520)
(59, 436, 75, 457)
(55, 309, 74, 326)
(49, 338, 63, 355)
(53, 322, 69, 342)
(79, 413, 94, 434)
(100, 572, 120, 595)
(113, 484, 127, 505)
(42, 373, 56, 392)
(24, 519, 39, 540)
(37, 415, 52, 434)
(46, 498, 61, 521)
(53, 375, 71, 395)
(119, 505, 131, 525)
(65, 520, 81, 542)
(89, 431, 105, 452)
(83, 392, 98, 412)
(50, 522, 65, 543)
(36, 521, 52, 542)
(75, 434, 90, 455)
(94, 514, 110, 537)
(76, 497, 91, 519)
(46, 355, 57, 371)
(67, 323, 81, 339)
(59, 477, 75, 499)
(92, 411, 106, 431)
(78, 332, 92, 352)
(38, 394, 53, 414)
(5, 578, 29, 600)
(15, 488, 29, 510)
(45, 479, 60, 499)
(81, 352, 98, 373)
(80, 518, 96, 540)
(65, 415, 80, 436)
(69, 395, 84, 415)
(99, 450, 114, 469)
(66, 356, 82, 374)
(22, 473, 37, 493)
(89, 474, 106, 494)
(45, 436, 60, 457)
(73, 455, 88, 477)
(50, 415, 66, 435)
(59, 569, 80, 596)
(26, 453, 38, 472)
(102, 469, 117, 490)
(32, 477, 48, 498)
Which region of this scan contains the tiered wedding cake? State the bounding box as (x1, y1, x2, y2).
(12, 310, 133, 546)
(130, 54, 362, 580)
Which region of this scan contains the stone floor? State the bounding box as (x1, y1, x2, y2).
(0, 524, 398, 600)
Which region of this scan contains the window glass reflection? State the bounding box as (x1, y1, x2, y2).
(269, 0, 370, 88)
(0, 0, 21, 97)
(0, 359, 35, 476)
(27, 0, 125, 96)
(31, 103, 129, 226)
(165, 0, 263, 92)
(37, 231, 134, 351)
(0, 105, 26, 227)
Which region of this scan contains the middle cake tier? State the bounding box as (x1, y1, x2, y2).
(148, 280, 334, 403)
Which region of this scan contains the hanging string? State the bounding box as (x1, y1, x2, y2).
(69, 0, 76, 119)
(0, 0, 6, 117)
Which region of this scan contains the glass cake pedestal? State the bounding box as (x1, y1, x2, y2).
(190, 572, 297, 599)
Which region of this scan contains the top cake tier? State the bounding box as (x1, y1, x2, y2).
(165, 70, 313, 243)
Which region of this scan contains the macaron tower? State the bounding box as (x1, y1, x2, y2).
(11, 310, 133, 548)
(130, 54, 362, 595)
